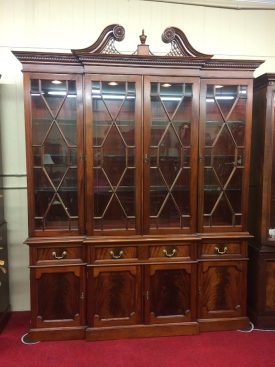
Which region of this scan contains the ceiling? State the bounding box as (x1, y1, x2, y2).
(141, 0, 275, 9)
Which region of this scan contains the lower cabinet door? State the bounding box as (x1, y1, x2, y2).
(31, 265, 86, 328)
(88, 265, 142, 327)
(144, 263, 195, 324)
(198, 260, 246, 319)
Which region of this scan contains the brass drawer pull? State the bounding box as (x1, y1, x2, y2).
(163, 248, 177, 258)
(0, 259, 6, 274)
(52, 251, 67, 260)
(110, 250, 124, 259)
(214, 246, 228, 255)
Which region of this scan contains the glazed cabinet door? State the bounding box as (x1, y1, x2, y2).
(24, 74, 84, 236)
(143, 77, 199, 234)
(199, 80, 252, 232)
(85, 75, 142, 236)
(144, 263, 196, 324)
(30, 265, 86, 329)
(87, 265, 142, 327)
(198, 260, 247, 319)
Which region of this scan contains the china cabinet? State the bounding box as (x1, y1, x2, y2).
(13, 25, 263, 341)
(248, 73, 275, 328)
(0, 75, 10, 331)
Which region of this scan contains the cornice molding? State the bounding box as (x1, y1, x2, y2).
(12, 51, 79, 65)
(254, 73, 275, 89)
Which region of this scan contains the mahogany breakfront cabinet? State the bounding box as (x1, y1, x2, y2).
(13, 25, 263, 341)
(248, 74, 275, 329)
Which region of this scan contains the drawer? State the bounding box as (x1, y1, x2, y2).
(199, 241, 245, 259)
(148, 244, 191, 261)
(94, 246, 138, 263)
(32, 245, 84, 265)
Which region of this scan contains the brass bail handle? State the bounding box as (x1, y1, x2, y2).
(110, 250, 124, 259)
(163, 248, 177, 257)
(0, 259, 7, 274)
(214, 246, 228, 255)
(52, 251, 67, 260)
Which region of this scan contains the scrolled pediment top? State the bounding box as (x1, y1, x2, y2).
(72, 24, 125, 55)
(162, 26, 213, 58)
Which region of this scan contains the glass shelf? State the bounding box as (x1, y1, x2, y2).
(35, 188, 77, 192)
(204, 187, 241, 192)
(151, 120, 191, 126)
(206, 120, 246, 125)
(32, 118, 76, 124)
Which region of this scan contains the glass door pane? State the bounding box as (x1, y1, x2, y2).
(144, 78, 198, 233)
(201, 83, 248, 229)
(30, 77, 82, 232)
(87, 77, 141, 234)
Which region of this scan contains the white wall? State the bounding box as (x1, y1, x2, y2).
(0, 0, 275, 311)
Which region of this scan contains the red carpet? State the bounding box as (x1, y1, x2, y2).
(1, 312, 275, 367)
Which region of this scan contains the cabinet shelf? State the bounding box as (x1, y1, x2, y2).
(93, 120, 135, 125)
(93, 186, 189, 192)
(32, 119, 77, 125)
(206, 120, 246, 125)
(35, 187, 77, 192)
(151, 120, 191, 126)
(203, 185, 242, 191)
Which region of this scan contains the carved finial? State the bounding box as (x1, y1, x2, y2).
(140, 29, 147, 45)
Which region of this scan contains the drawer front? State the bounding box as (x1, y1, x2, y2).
(94, 246, 138, 263)
(149, 244, 191, 261)
(199, 241, 245, 259)
(32, 245, 84, 265)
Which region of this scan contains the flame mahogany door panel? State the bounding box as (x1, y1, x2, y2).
(144, 263, 196, 325)
(87, 265, 142, 327)
(31, 265, 86, 329)
(198, 260, 247, 319)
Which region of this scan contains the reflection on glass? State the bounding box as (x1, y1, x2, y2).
(149, 82, 193, 229)
(203, 85, 247, 227)
(31, 79, 78, 230)
(92, 81, 136, 231)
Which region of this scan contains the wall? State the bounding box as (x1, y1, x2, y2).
(0, 0, 275, 311)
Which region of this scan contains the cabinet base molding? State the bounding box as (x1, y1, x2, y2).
(86, 322, 199, 341)
(26, 318, 252, 342)
(27, 326, 87, 342)
(198, 317, 250, 332)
